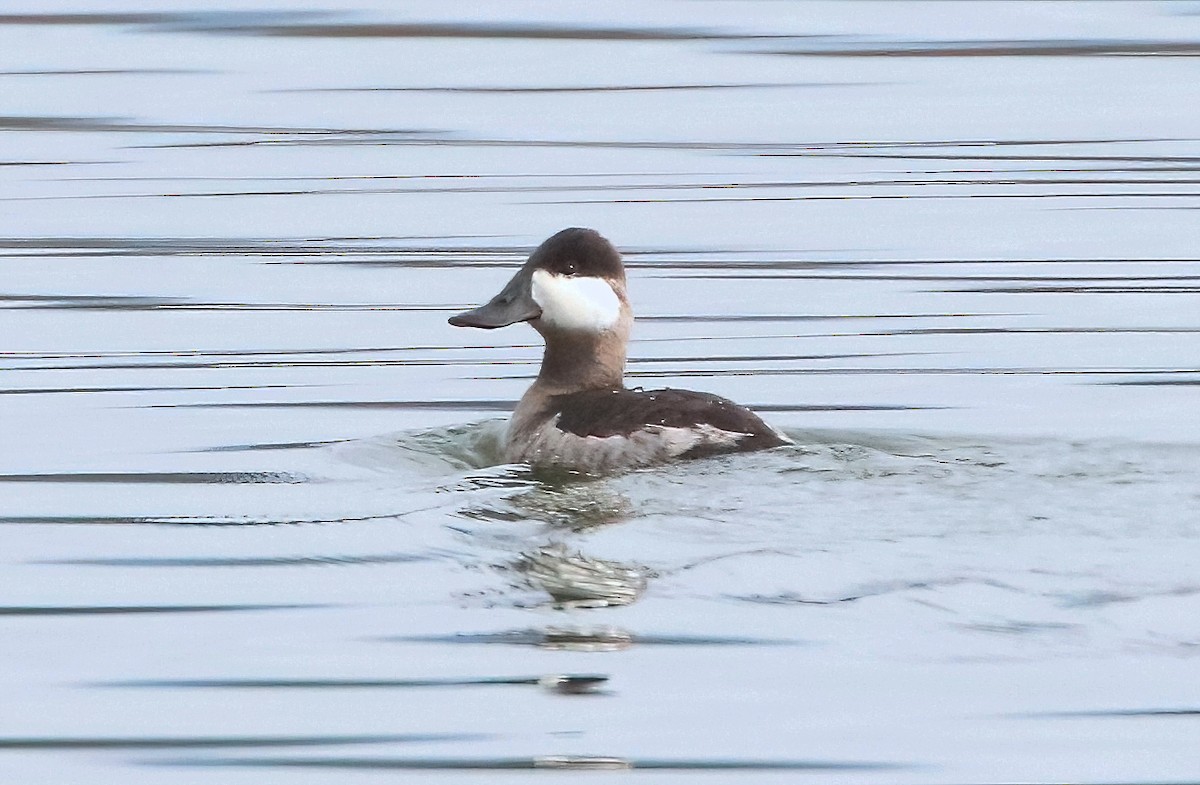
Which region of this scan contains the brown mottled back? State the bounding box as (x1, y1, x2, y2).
(549, 387, 787, 452)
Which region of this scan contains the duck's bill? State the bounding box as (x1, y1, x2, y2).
(448, 268, 542, 329)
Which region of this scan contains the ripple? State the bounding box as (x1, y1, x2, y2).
(159, 754, 903, 771)
(0, 733, 468, 749)
(753, 38, 1200, 58)
(0, 604, 322, 616)
(385, 627, 798, 649)
(1025, 708, 1200, 718)
(0, 471, 305, 484)
(98, 674, 609, 692)
(291, 81, 850, 94)
(39, 553, 431, 568)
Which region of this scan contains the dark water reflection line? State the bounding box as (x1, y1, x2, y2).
(11, 284, 1191, 309)
(1082, 204, 1200, 211)
(0, 293, 186, 308)
(0, 236, 503, 256)
(283, 82, 854, 94)
(385, 629, 798, 648)
(0, 733, 468, 750)
(0, 511, 421, 526)
(1, 343, 539, 359)
(0, 115, 435, 136)
(0, 351, 913, 373)
(151, 399, 521, 411)
(9, 355, 1191, 382)
(630, 352, 919, 362)
(0, 471, 305, 484)
(753, 38, 1200, 58)
(0, 69, 208, 77)
(99, 674, 609, 690)
(0, 385, 308, 396)
(0, 11, 331, 28)
(950, 285, 1200, 294)
(0, 515, 192, 526)
(623, 367, 1199, 378)
(0, 160, 112, 167)
(0, 326, 1068, 363)
(794, 153, 1200, 163)
(167, 21, 808, 42)
(17, 177, 1200, 202)
(655, 273, 1200, 282)
(0, 297, 459, 312)
(41, 553, 432, 568)
(540, 191, 1200, 205)
(639, 314, 979, 321)
(911, 165, 1200, 176)
(53, 173, 692, 183)
(7, 357, 514, 371)
(263, 255, 1200, 269)
(197, 439, 346, 453)
(0, 604, 322, 616)
(159, 755, 901, 772)
(5, 235, 1198, 269)
(0, 350, 401, 361)
(135, 135, 1167, 151)
(5, 295, 1163, 316)
(149, 400, 941, 413)
(851, 326, 1200, 336)
(1023, 708, 1200, 718)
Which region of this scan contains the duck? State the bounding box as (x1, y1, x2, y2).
(449, 227, 790, 473)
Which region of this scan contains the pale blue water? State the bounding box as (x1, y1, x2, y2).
(2, 2, 1200, 782)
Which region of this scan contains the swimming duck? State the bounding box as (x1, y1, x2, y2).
(449, 228, 789, 473)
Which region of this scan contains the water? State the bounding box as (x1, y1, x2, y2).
(3, 1, 1200, 782)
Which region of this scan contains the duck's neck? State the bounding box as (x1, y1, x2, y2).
(508, 319, 630, 448)
(533, 326, 628, 395)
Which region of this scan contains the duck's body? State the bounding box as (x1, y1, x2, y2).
(449, 228, 788, 473)
(508, 385, 787, 474)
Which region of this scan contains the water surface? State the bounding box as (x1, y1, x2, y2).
(2, 2, 1200, 783)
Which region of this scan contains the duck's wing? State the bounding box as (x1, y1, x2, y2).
(518, 387, 788, 471)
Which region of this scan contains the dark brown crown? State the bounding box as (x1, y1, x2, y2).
(527, 227, 625, 282)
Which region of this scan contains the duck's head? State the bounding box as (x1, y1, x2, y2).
(449, 228, 629, 336)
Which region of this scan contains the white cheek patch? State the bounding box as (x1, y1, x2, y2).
(530, 270, 621, 332)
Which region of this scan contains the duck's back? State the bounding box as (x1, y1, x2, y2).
(507, 386, 789, 473)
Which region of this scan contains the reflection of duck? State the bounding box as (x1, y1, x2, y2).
(450, 228, 789, 474)
(518, 544, 647, 608)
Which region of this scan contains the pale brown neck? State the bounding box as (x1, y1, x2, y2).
(531, 315, 630, 395)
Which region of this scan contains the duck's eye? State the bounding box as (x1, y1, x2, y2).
(563, 262, 578, 276)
